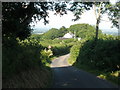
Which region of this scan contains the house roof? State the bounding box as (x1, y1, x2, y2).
(63, 32, 74, 38)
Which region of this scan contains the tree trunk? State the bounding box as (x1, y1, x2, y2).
(93, 2, 103, 41)
(95, 18, 100, 41)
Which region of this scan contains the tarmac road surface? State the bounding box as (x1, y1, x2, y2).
(50, 54, 119, 88)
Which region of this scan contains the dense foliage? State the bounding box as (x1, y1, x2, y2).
(2, 2, 54, 40)
(42, 28, 60, 39)
(2, 36, 54, 88)
(30, 34, 43, 40)
(76, 39, 120, 71)
(68, 44, 81, 65)
(69, 34, 120, 71)
(42, 27, 67, 40)
(2, 1, 120, 87)
(2, 2, 34, 40)
(68, 34, 120, 84)
(58, 26, 68, 37)
(3, 38, 43, 79)
(41, 23, 102, 40)
(2, 2, 119, 41)
(68, 24, 102, 39)
(39, 38, 77, 56)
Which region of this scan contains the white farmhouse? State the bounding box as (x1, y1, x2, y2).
(78, 37, 81, 41)
(63, 32, 74, 38)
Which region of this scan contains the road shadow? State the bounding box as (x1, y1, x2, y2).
(51, 66, 119, 88)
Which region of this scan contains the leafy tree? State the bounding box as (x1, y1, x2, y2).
(68, 23, 102, 39)
(69, 2, 119, 41)
(93, 2, 104, 40)
(2, 2, 54, 40)
(3, 2, 33, 40)
(42, 26, 68, 39)
(107, 1, 120, 29)
(92, 2, 113, 40)
(2, 2, 93, 40)
(42, 28, 59, 39)
(2, 2, 119, 41)
(57, 26, 68, 37)
(30, 34, 43, 40)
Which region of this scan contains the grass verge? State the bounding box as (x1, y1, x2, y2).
(74, 63, 120, 86)
(3, 66, 53, 88)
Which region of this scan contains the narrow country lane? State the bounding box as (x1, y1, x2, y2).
(50, 54, 119, 88)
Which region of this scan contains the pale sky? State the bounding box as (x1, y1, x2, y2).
(31, 4, 118, 33)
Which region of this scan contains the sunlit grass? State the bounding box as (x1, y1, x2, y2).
(110, 71, 120, 77)
(97, 74, 106, 79)
(74, 63, 120, 85)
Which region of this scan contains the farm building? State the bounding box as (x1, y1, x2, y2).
(63, 32, 74, 38)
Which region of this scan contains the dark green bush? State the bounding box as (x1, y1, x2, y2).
(51, 44, 71, 56)
(75, 38, 120, 71)
(2, 38, 44, 79)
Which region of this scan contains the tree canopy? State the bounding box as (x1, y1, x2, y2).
(2, 2, 51, 40)
(42, 26, 67, 39)
(41, 23, 102, 40)
(2, 2, 119, 41)
(42, 28, 59, 39)
(2, 2, 94, 40)
(68, 23, 102, 39)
